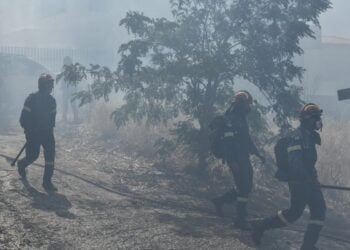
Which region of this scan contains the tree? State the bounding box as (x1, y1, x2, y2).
(59, 0, 330, 170)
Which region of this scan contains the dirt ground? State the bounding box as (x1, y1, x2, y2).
(0, 124, 349, 250)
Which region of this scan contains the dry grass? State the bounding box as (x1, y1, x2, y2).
(89, 101, 119, 140)
(88, 101, 171, 159)
(317, 119, 350, 213)
(89, 104, 350, 210)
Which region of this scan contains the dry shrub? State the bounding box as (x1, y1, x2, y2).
(89, 101, 170, 158)
(117, 122, 169, 158)
(88, 105, 350, 211)
(89, 101, 119, 140)
(317, 119, 350, 212)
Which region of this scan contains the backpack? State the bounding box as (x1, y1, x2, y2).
(274, 137, 290, 182)
(209, 114, 240, 160)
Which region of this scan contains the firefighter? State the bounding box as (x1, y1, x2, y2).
(252, 103, 326, 250)
(17, 73, 58, 192)
(211, 90, 265, 228)
(60, 56, 79, 123)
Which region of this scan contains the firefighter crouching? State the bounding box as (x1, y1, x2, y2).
(211, 90, 265, 228)
(17, 73, 58, 192)
(252, 103, 326, 250)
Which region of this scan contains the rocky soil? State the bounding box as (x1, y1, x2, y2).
(0, 124, 349, 250)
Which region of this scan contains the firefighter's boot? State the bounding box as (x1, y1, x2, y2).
(211, 197, 224, 217)
(17, 159, 27, 179)
(212, 189, 237, 217)
(252, 216, 286, 246)
(300, 224, 322, 250)
(42, 165, 57, 192)
(235, 199, 248, 229)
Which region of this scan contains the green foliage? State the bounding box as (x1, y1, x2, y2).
(56, 63, 87, 87)
(60, 0, 330, 168)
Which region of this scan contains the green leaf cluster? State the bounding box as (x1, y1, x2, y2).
(60, 0, 330, 167)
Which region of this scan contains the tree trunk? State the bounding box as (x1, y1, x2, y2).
(197, 125, 210, 171)
(196, 76, 218, 172)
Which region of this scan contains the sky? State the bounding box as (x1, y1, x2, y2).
(320, 0, 350, 38)
(0, 0, 349, 51)
(0, 0, 349, 38)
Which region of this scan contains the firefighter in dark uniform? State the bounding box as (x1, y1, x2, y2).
(17, 73, 58, 192)
(252, 103, 326, 250)
(212, 90, 265, 228)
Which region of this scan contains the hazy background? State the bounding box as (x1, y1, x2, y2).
(320, 0, 350, 38)
(1, 0, 349, 51)
(0, 0, 350, 123)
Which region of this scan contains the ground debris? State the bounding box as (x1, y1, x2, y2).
(0, 128, 349, 249)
